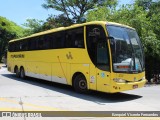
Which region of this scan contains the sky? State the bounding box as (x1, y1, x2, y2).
(0, 0, 133, 27)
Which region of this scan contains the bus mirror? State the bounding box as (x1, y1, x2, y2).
(79, 17, 86, 23)
(107, 36, 115, 45)
(107, 36, 114, 40)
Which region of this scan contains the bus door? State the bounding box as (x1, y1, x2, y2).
(96, 40, 111, 93)
(86, 25, 111, 92)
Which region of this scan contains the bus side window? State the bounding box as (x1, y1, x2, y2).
(51, 33, 57, 49)
(15, 41, 20, 52)
(20, 40, 28, 51)
(86, 25, 99, 64)
(65, 27, 84, 48)
(74, 28, 85, 48)
(54, 31, 65, 49)
(28, 38, 37, 50)
(37, 36, 44, 50)
(97, 41, 110, 71)
(65, 31, 73, 48)
(44, 35, 52, 49)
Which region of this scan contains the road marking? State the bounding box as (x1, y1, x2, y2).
(0, 97, 65, 111)
(0, 108, 22, 111)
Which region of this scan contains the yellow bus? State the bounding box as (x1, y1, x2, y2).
(7, 21, 146, 93)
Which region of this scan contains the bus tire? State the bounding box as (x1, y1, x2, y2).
(73, 74, 88, 93)
(20, 67, 26, 79)
(15, 67, 20, 78)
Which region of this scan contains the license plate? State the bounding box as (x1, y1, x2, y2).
(133, 84, 138, 89)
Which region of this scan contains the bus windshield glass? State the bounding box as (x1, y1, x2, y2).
(107, 25, 144, 73)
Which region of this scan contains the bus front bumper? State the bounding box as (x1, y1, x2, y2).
(110, 79, 147, 93)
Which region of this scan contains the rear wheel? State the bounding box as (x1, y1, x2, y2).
(20, 67, 25, 79)
(15, 67, 20, 78)
(73, 74, 88, 93)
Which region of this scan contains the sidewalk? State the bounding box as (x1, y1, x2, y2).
(145, 83, 160, 87)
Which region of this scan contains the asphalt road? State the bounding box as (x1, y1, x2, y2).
(0, 65, 160, 120)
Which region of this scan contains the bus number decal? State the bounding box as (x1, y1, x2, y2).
(11, 54, 25, 58)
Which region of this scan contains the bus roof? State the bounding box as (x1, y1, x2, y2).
(9, 21, 134, 42)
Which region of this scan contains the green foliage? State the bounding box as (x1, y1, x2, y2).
(135, 0, 152, 10)
(22, 15, 73, 35)
(86, 2, 160, 58)
(42, 0, 117, 23)
(86, 0, 160, 80)
(23, 19, 44, 36)
(42, 14, 73, 30)
(0, 16, 24, 60)
(147, 1, 160, 40)
(0, 16, 24, 37)
(23, 0, 118, 33)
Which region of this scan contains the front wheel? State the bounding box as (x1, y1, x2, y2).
(73, 74, 88, 93)
(20, 67, 26, 79)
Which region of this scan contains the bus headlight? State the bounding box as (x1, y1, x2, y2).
(142, 77, 145, 80)
(113, 78, 127, 83)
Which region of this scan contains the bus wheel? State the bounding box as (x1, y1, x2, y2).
(20, 67, 25, 79)
(15, 67, 20, 78)
(73, 74, 88, 93)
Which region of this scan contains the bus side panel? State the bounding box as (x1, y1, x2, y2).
(26, 61, 39, 79)
(96, 69, 111, 93)
(7, 52, 11, 72)
(52, 63, 68, 84)
(66, 63, 71, 85)
(89, 64, 97, 90)
(38, 62, 52, 81)
(9, 61, 15, 73)
(17, 60, 25, 70)
(7, 58, 14, 73)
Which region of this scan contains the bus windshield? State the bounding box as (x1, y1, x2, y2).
(107, 25, 144, 73)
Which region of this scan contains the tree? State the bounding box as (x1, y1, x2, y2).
(86, 2, 160, 81)
(0, 16, 24, 60)
(23, 0, 118, 33)
(135, 0, 152, 10)
(147, 1, 160, 40)
(42, 0, 117, 23)
(23, 19, 44, 36)
(86, 3, 160, 56)
(42, 14, 73, 30)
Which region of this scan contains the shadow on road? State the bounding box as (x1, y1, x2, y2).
(2, 73, 142, 104)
